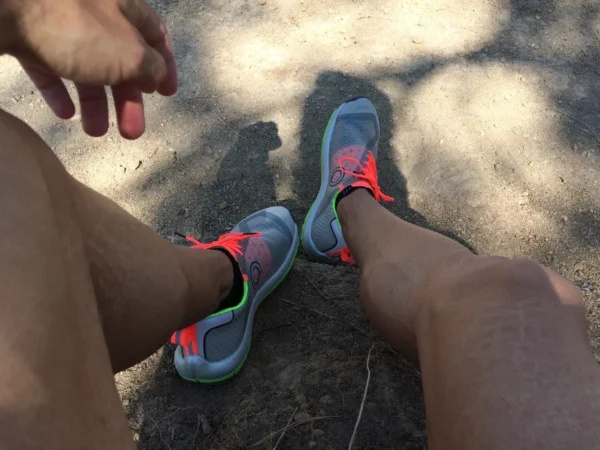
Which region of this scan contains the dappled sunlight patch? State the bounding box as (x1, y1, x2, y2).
(0, 56, 25, 102)
(202, 0, 505, 114)
(385, 62, 584, 254)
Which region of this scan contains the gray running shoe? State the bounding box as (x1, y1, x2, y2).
(171, 206, 298, 383)
(301, 98, 392, 264)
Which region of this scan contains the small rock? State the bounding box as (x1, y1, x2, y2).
(122, 399, 130, 406)
(500, 57, 507, 64)
(312, 428, 325, 438)
(559, 176, 565, 183)
(309, 442, 317, 448)
(574, 262, 585, 272)
(573, 143, 579, 151)
(295, 394, 307, 404)
(258, 0, 266, 4)
(562, 215, 568, 223)
(466, 198, 481, 208)
(493, 162, 501, 171)
(535, 14, 541, 20)
(219, 202, 228, 210)
(320, 395, 333, 405)
(199, 414, 212, 435)
(294, 411, 311, 422)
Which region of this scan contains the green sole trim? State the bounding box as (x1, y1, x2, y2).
(183, 237, 300, 385)
(300, 106, 340, 245)
(331, 189, 343, 230)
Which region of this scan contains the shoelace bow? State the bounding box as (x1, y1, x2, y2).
(338, 151, 394, 203)
(185, 232, 261, 258)
(333, 151, 392, 266)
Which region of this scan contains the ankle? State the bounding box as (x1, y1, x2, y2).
(337, 187, 376, 226)
(213, 248, 244, 312)
(181, 248, 233, 318)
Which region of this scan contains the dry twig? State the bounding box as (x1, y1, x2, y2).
(348, 343, 375, 450)
(272, 407, 298, 450)
(250, 415, 338, 448)
(282, 298, 371, 338)
(155, 405, 197, 425)
(552, 109, 600, 146)
(150, 417, 172, 450)
(304, 275, 354, 317)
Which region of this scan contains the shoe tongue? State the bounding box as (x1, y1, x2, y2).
(213, 248, 245, 313)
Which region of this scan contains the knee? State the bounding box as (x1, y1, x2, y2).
(433, 256, 582, 310)
(0, 109, 70, 187)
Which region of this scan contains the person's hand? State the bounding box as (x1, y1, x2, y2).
(1, 0, 178, 139)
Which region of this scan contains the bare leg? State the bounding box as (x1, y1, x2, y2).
(0, 110, 232, 449)
(338, 189, 600, 449)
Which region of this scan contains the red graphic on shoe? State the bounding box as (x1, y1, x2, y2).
(171, 326, 199, 356)
(332, 145, 365, 178)
(242, 237, 272, 289)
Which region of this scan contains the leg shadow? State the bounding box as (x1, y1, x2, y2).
(294, 71, 475, 253)
(129, 121, 285, 450)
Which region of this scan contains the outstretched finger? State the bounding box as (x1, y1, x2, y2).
(75, 84, 109, 137)
(156, 30, 178, 96)
(22, 65, 75, 119)
(112, 84, 145, 140)
(119, 0, 178, 95)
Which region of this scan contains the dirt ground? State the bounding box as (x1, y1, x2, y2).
(2, 0, 600, 448)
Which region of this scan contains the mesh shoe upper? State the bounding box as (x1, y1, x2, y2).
(202, 208, 294, 361)
(310, 99, 381, 255)
(171, 206, 297, 382)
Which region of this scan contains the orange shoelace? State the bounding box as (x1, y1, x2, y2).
(338, 151, 394, 203)
(333, 151, 392, 266)
(171, 231, 260, 355)
(185, 232, 261, 259)
(328, 247, 356, 265)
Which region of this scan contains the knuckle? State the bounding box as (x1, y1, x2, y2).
(121, 43, 149, 79)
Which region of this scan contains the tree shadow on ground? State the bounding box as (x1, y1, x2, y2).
(126, 71, 484, 450)
(119, 1, 600, 449)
